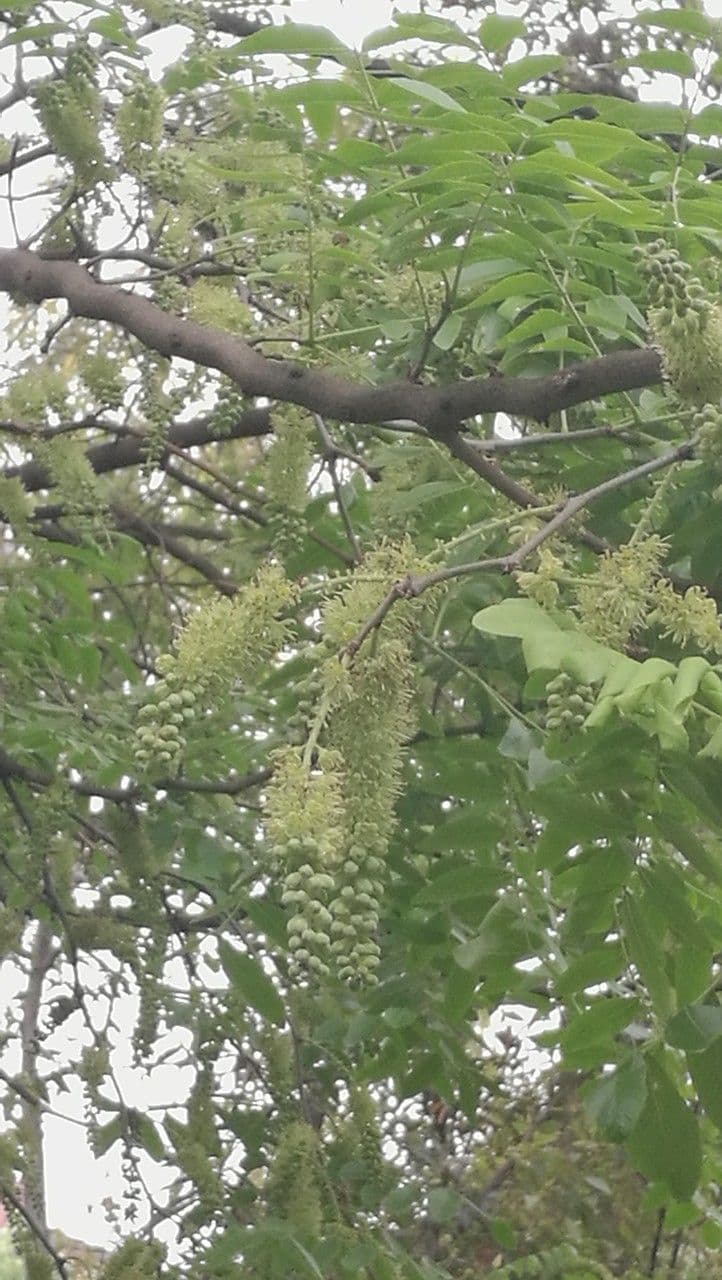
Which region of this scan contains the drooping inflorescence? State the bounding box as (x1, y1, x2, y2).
(267, 540, 431, 988)
(575, 535, 667, 649)
(133, 564, 296, 772)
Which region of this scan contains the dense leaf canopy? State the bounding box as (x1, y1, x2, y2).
(3, 1, 722, 1278)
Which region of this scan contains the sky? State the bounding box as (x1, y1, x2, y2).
(1, 0, 721, 1255)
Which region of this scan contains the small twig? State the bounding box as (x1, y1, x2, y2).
(473, 423, 623, 453)
(39, 310, 72, 355)
(648, 1206, 666, 1276)
(6, 137, 21, 247)
(314, 415, 363, 561)
(342, 439, 695, 655)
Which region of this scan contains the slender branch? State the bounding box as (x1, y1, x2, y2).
(19, 919, 53, 1239)
(0, 1177, 69, 1279)
(0, 745, 270, 801)
(343, 440, 695, 654)
(473, 423, 623, 452)
(3, 408, 272, 494)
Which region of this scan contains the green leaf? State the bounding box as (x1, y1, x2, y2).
(427, 1187, 461, 1224)
(432, 313, 463, 350)
(583, 1055, 647, 1141)
(472, 598, 630, 684)
(0, 19, 67, 46)
(453, 898, 529, 970)
(219, 941, 286, 1026)
(560, 997, 641, 1066)
(364, 12, 476, 50)
(390, 77, 467, 113)
(134, 1113, 165, 1162)
(619, 888, 674, 1023)
(240, 23, 352, 59)
(631, 49, 696, 76)
(688, 1038, 722, 1131)
(496, 308, 570, 349)
(627, 1056, 702, 1201)
(667, 1004, 722, 1053)
(636, 6, 714, 37)
(94, 1115, 122, 1156)
(502, 54, 563, 88)
(655, 809, 722, 887)
(478, 14, 526, 52)
(459, 258, 524, 291)
(556, 944, 625, 998)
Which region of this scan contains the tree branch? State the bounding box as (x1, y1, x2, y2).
(4, 408, 271, 494)
(0, 248, 663, 430)
(0, 744, 271, 802)
(343, 439, 694, 653)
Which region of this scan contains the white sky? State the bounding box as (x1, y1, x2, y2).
(1, 0, 722, 1256)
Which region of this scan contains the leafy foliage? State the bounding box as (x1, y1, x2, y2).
(2, 1, 722, 1277)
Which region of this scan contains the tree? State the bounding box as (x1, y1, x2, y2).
(3, 0, 722, 1275)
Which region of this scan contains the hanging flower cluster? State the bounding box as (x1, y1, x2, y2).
(133, 565, 296, 772)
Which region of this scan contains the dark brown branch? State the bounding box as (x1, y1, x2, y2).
(207, 8, 267, 38)
(0, 744, 270, 802)
(0, 248, 663, 430)
(110, 505, 239, 596)
(4, 408, 271, 494)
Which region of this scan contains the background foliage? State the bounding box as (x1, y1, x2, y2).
(3, 0, 722, 1276)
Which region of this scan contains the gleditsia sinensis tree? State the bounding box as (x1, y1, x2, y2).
(3, 2, 722, 1277)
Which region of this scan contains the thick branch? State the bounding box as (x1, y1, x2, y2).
(0, 248, 663, 429)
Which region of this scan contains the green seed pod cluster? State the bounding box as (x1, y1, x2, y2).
(0, 477, 32, 535)
(34, 438, 104, 527)
(4, 365, 67, 425)
(693, 402, 722, 465)
(166, 1116, 222, 1211)
(328, 829, 385, 986)
(146, 148, 187, 201)
(65, 37, 98, 89)
(189, 278, 250, 334)
(187, 1067, 220, 1157)
(351, 1089, 385, 1203)
(544, 672, 595, 735)
(116, 76, 165, 170)
(637, 240, 722, 405)
(210, 380, 249, 438)
(35, 45, 104, 181)
(266, 746, 345, 981)
(265, 1121, 325, 1238)
(259, 1027, 294, 1103)
(147, 147, 218, 211)
(286, 667, 323, 741)
(134, 971, 162, 1060)
(80, 1044, 111, 1130)
(80, 352, 125, 409)
(101, 1237, 166, 1280)
(133, 654, 198, 772)
(649, 579, 722, 654)
(263, 407, 314, 564)
(263, 407, 313, 514)
(326, 643, 416, 986)
(151, 274, 186, 318)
